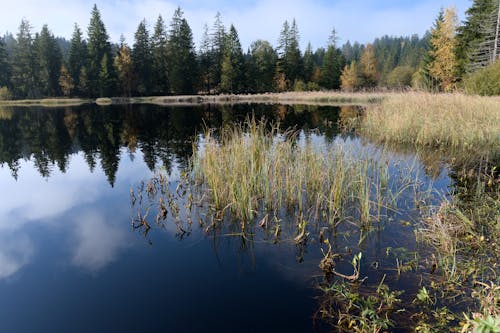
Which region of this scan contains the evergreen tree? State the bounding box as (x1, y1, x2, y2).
(360, 43, 378, 87)
(11, 19, 39, 98)
(35, 25, 62, 96)
(456, 0, 498, 76)
(167, 7, 197, 94)
(220, 25, 244, 93)
(68, 23, 88, 95)
(210, 12, 226, 92)
(303, 42, 314, 82)
(151, 15, 169, 95)
(276, 19, 303, 89)
(0, 38, 11, 88)
(199, 23, 212, 93)
(132, 19, 152, 95)
(247, 40, 276, 93)
(87, 4, 116, 96)
(321, 29, 345, 89)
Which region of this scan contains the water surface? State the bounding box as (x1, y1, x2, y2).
(0, 104, 451, 332)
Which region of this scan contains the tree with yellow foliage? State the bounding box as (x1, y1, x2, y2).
(340, 61, 362, 91)
(428, 7, 459, 92)
(360, 43, 378, 86)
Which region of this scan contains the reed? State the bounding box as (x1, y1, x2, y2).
(191, 118, 413, 226)
(362, 92, 500, 153)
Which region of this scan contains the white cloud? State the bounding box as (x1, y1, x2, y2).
(71, 211, 129, 273)
(0, 234, 34, 279)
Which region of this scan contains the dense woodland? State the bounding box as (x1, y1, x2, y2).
(0, 0, 499, 99)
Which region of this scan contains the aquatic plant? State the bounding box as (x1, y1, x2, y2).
(361, 92, 500, 153)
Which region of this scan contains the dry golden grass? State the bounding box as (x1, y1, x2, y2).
(362, 92, 500, 152)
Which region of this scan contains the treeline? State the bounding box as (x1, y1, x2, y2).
(0, 0, 498, 99)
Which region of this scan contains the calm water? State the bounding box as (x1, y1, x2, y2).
(0, 104, 451, 332)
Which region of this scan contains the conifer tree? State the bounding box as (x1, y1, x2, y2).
(11, 19, 39, 98)
(114, 36, 134, 97)
(87, 4, 116, 96)
(456, 0, 498, 76)
(0, 38, 11, 88)
(68, 24, 88, 95)
(167, 7, 197, 94)
(151, 15, 169, 95)
(303, 42, 314, 82)
(35, 25, 62, 96)
(428, 7, 459, 91)
(340, 61, 362, 91)
(321, 29, 345, 89)
(199, 24, 212, 93)
(210, 12, 226, 91)
(360, 43, 378, 87)
(248, 40, 276, 92)
(59, 64, 74, 96)
(220, 25, 244, 93)
(132, 19, 152, 95)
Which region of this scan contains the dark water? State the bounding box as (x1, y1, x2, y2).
(0, 104, 451, 333)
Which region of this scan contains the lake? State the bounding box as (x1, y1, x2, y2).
(0, 104, 453, 332)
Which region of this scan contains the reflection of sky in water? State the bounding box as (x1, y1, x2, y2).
(0, 105, 454, 332)
(0, 150, 152, 278)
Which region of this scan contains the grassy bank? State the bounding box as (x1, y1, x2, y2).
(361, 93, 500, 154)
(0, 98, 92, 107)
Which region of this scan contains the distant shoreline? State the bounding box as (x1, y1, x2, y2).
(0, 92, 387, 107)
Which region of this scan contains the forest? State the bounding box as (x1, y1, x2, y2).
(0, 0, 499, 99)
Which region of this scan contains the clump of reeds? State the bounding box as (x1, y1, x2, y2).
(362, 92, 500, 153)
(190, 118, 408, 225)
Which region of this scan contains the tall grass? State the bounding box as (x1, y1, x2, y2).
(191, 118, 412, 225)
(362, 93, 500, 153)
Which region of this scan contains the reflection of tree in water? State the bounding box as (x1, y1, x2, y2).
(0, 104, 343, 185)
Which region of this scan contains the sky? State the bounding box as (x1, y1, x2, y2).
(0, 0, 471, 50)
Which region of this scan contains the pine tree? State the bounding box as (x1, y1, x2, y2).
(11, 19, 39, 98)
(35, 25, 62, 96)
(210, 12, 226, 91)
(456, 0, 498, 76)
(0, 38, 11, 88)
(151, 15, 169, 95)
(167, 7, 197, 94)
(87, 4, 116, 97)
(247, 40, 276, 93)
(321, 29, 345, 89)
(132, 19, 152, 95)
(467, 0, 500, 71)
(303, 42, 314, 82)
(68, 23, 87, 95)
(276, 19, 303, 89)
(199, 23, 212, 93)
(220, 25, 244, 93)
(360, 43, 378, 87)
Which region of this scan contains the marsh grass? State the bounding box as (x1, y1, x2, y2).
(362, 93, 500, 153)
(190, 118, 413, 227)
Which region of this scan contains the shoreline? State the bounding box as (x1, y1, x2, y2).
(0, 92, 388, 107)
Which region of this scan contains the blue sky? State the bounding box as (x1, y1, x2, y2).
(1, 0, 471, 49)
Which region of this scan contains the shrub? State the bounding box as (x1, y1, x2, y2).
(293, 80, 307, 92)
(464, 61, 500, 96)
(306, 82, 321, 91)
(386, 66, 414, 88)
(0, 86, 13, 100)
